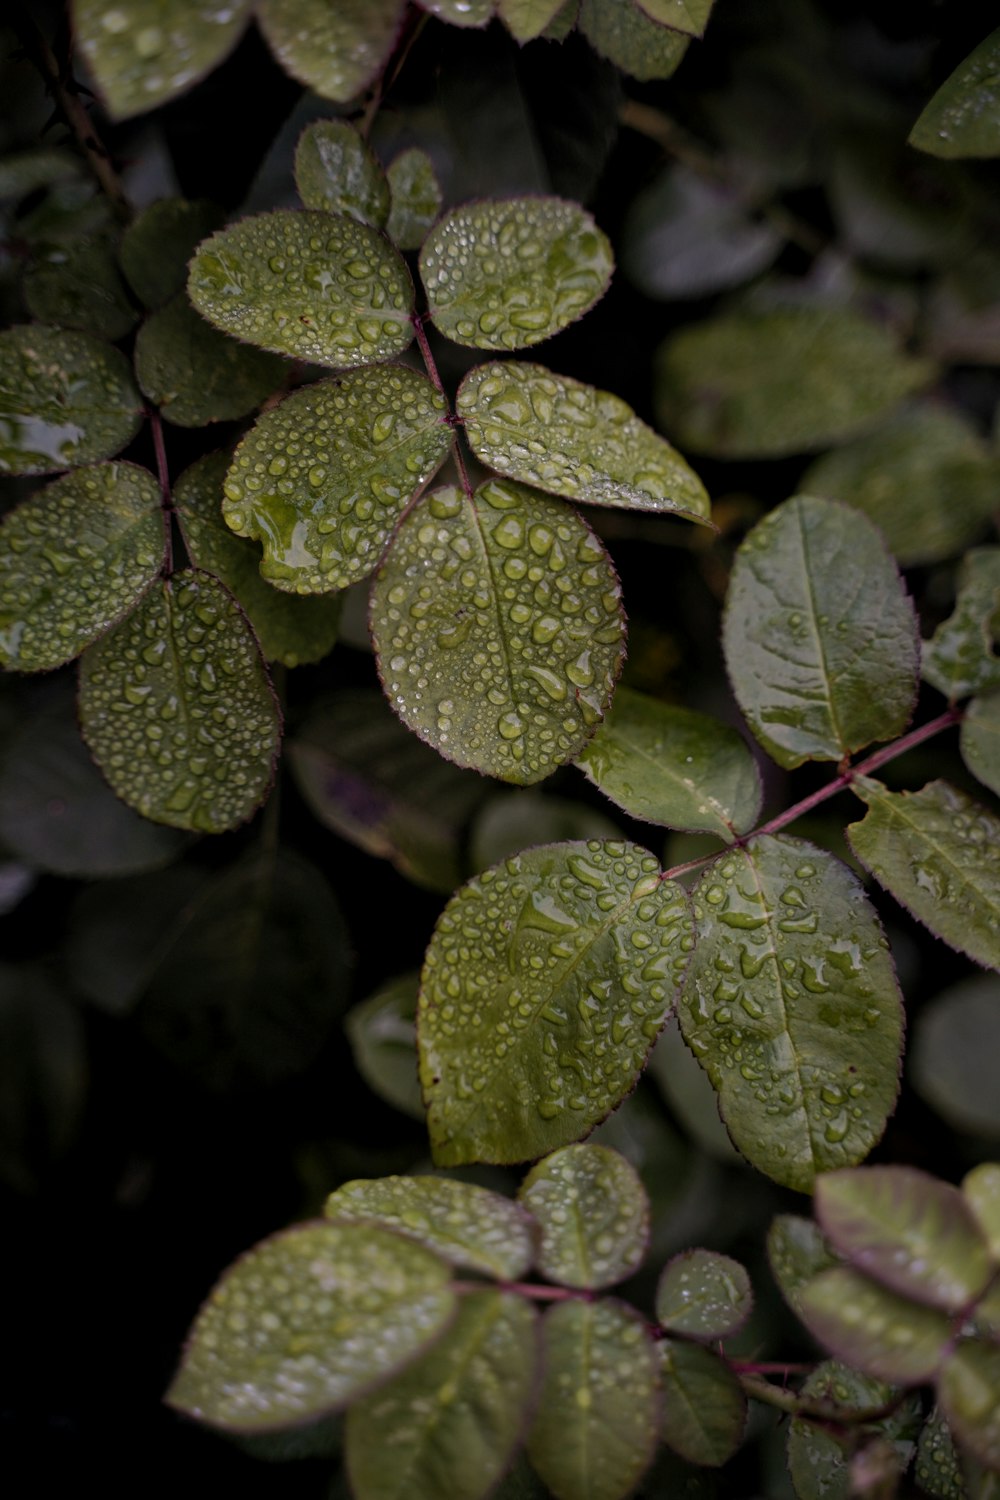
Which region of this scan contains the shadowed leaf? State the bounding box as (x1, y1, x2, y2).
(256, 0, 408, 102)
(909, 29, 1000, 159)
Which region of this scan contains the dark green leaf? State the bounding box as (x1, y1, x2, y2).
(633, 0, 713, 36)
(922, 549, 1000, 701)
(647, 1018, 743, 1163)
(497, 0, 567, 41)
(915, 1406, 968, 1500)
(518, 1143, 649, 1289)
(134, 295, 286, 428)
(119, 198, 226, 309)
(911, 976, 1000, 1137)
(345, 972, 423, 1120)
(909, 29, 1000, 160)
(294, 121, 390, 226)
(470, 790, 621, 871)
(419, 840, 693, 1166)
(787, 1361, 920, 1500)
(766, 1214, 840, 1313)
(938, 1340, 1000, 1470)
(0, 147, 83, 201)
(0, 964, 87, 1194)
(578, 0, 691, 80)
(961, 691, 1000, 798)
(24, 235, 137, 340)
(655, 1249, 752, 1340)
(723, 495, 919, 769)
(385, 149, 442, 250)
(963, 1164, 1000, 1258)
(256, 0, 407, 102)
(796, 1266, 952, 1384)
(659, 1339, 747, 1467)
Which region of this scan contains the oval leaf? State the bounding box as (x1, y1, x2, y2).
(78, 569, 281, 833)
(134, 296, 285, 428)
(655, 1249, 753, 1340)
(961, 691, 1000, 798)
(257, 0, 407, 103)
(222, 366, 449, 593)
(796, 1265, 952, 1385)
(371, 480, 625, 784)
(938, 1340, 1000, 1470)
(386, 149, 443, 251)
(578, 0, 691, 81)
(420, 198, 613, 351)
(418, 840, 694, 1166)
(24, 233, 137, 341)
(167, 1220, 456, 1432)
(909, 29, 1000, 160)
(345, 972, 423, 1121)
(678, 836, 904, 1192)
(294, 120, 389, 226)
(723, 495, 919, 769)
(518, 1143, 649, 1289)
(659, 1338, 747, 1467)
(187, 210, 414, 368)
(120, 197, 226, 309)
(922, 548, 1000, 701)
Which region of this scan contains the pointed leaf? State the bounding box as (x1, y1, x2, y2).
(528, 1299, 660, 1500)
(909, 29, 1000, 160)
(135, 296, 286, 428)
(911, 977, 1000, 1138)
(385, 149, 443, 251)
(167, 1220, 456, 1433)
(187, 210, 414, 368)
(0, 325, 142, 476)
(518, 1143, 649, 1289)
(72, 0, 253, 119)
(916, 1406, 968, 1500)
(659, 1339, 747, 1467)
(24, 234, 137, 341)
(923, 548, 1000, 701)
(78, 569, 281, 833)
(846, 778, 1000, 972)
(457, 362, 710, 522)
(0, 462, 165, 672)
(723, 495, 919, 769)
(767, 1214, 840, 1313)
(346, 1289, 537, 1500)
(961, 691, 1000, 798)
(964, 1164, 1000, 1259)
(345, 972, 423, 1121)
(655, 1249, 752, 1341)
(787, 1361, 921, 1500)
(678, 836, 904, 1192)
(257, 0, 407, 102)
(294, 121, 390, 227)
(420, 198, 613, 351)
(371, 480, 625, 784)
(419, 840, 693, 1166)
(222, 366, 449, 592)
(796, 1266, 952, 1384)
(634, 0, 714, 38)
(120, 198, 226, 309)
(939, 1340, 1000, 1470)
(497, 0, 567, 42)
(576, 688, 762, 839)
(578, 0, 690, 81)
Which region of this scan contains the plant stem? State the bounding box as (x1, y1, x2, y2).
(357, 8, 429, 140)
(150, 410, 175, 576)
(412, 313, 474, 498)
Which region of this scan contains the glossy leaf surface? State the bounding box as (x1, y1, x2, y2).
(371, 481, 625, 784)
(678, 836, 904, 1191)
(912, 977, 1000, 1137)
(294, 121, 390, 226)
(634, 0, 713, 37)
(938, 1340, 1000, 1470)
(766, 1214, 840, 1312)
(222, 367, 449, 592)
(723, 495, 919, 769)
(419, 841, 693, 1165)
(420, 198, 613, 350)
(256, 0, 408, 102)
(518, 1143, 649, 1289)
(24, 234, 137, 341)
(345, 972, 423, 1120)
(915, 1406, 968, 1500)
(787, 1361, 920, 1500)
(922, 548, 1000, 701)
(659, 1339, 746, 1467)
(120, 197, 226, 308)
(0, 462, 164, 671)
(796, 1266, 952, 1384)
(187, 210, 414, 368)
(78, 570, 281, 833)
(578, 0, 691, 81)
(385, 149, 442, 250)
(168, 1221, 455, 1432)
(909, 29, 1000, 159)
(135, 296, 285, 428)
(655, 1249, 752, 1340)
(962, 691, 1000, 798)
(457, 362, 710, 522)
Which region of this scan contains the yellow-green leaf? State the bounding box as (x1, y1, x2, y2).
(519, 1143, 649, 1289)
(294, 120, 390, 226)
(909, 29, 1000, 160)
(257, 0, 407, 102)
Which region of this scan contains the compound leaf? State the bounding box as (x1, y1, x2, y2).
(294, 121, 390, 226)
(256, 0, 408, 102)
(135, 296, 286, 428)
(961, 691, 1000, 798)
(578, 0, 691, 81)
(909, 29, 1000, 160)
(633, 0, 713, 38)
(659, 1339, 746, 1467)
(922, 548, 1000, 701)
(797, 1266, 953, 1385)
(518, 1143, 649, 1289)
(655, 1249, 752, 1341)
(120, 197, 226, 308)
(385, 149, 443, 250)
(345, 972, 423, 1121)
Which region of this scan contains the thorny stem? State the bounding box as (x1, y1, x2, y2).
(738, 1371, 907, 1430)
(412, 312, 475, 498)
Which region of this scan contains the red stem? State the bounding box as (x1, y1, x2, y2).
(150, 409, 174, 576)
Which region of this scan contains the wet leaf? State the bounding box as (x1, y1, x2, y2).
(119, 198, 226, 309)
(659, 1339, 746, 1467)
(576, 688, 762, 839)
(420, 198, 613, 351)
(24, 235, 137, 341)
(909, 29, 1000, 160)
(915, 1406, 968, 1500)
(656, 1249, 752, 1340)
(135, 295, 286, 428)
(497, 0, 567, 43)
(911, 976, 1000, 1138)
(963, 1164, 1000, 1259)
(938, 1340, 1000, 1470)
(385, 149, 442, 250)
(528, 1299, 660, 1500)
(766, 1214, 840, 1312)
(78, 569, 281, 834)
(0, 462, 165, 672)
(961, 691, 1000, 798)
(345, 972, 423, 1120)
(419, 0, 495, 24)
(174, 452, 340, 667)
(578, 0, 691, 81)
(418, 840, 693, 1166)
(257, 0, 407, 103)
(72, 0, 254, 118)
(346, 1290, 537, 1500)
(654, 306, 933, 459)
(922, 548, 1000, 701)
(370, 480, 625, 785)
(167, 1220, 456, 1432)
(677, 836, 904, 1192)
(187, 209, 414, 368)
(723, 495, 919, 769)
(847, 778, 1000, 972)
(294, 120, 390, 226)
(0, 964, 87, 1194)
(222, 366, 449, 592)
(787, 1361, 920, 1500)
(796, 1266, 952, 1384)
(470, 789, 621, 871)
(457, 362, 711, 522)
(0, 324, 142, 476)
(326, 1176, 535, 1280)
(633, 0, 713, 36)
(518, 1143, 649, 1289)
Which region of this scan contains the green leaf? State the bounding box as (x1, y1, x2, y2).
(419, 0, 495, 24)
(346, 1289, 537, 1500)
(294, 121, 390, 227)
(815, 1167, 993, 1313)
(916, 1406, 968, 1500)
(174, 452, 341, 667)
(655, 1249, 752, 1340)
(78, 569, 281, 833)
(766, 1214, 840, 1313)
(922, 549, 1000, 701)
(787, 1361, 921, 1500)
(659, 1339, 747, 1467)
(326, 1176, 535, 1280)
(419, 198, 613, 351)
(187, 210, 414, 368)
(72, 0, 254, 119)
(497, 0, 567, 43)
(221, 366, 449, 592)
(963, 1164, 1000, 1258)
(909, 29, 1000, 160)
(385, 149, 443, 251)
(677, 836, 904, 1192)
(528, 1299, 661, 1500)
(457, 362, 711, 523)
(911, 977, 1000, 1138)
(370, 480, 625, 784)
(470, 789, 620, 871)
(0, 325, 142, 476)
(576, 688, 762, 839)
(256, 0, 407, 103)
(654, 306, 933, 459)
(796, 1265, 952, 1384)
(134, 295, 286, 428)
(518, 1143, 649, 1289)
(846, 778, 1000, 972)
(961, 691, 1000, 798)
(0, 462, 165, 672)
(578, 0, 691, 80)
(801, 404, 1000, 568)
(119, 198, 226, 309)
(345, 972, 423, 1120)
(24, 235, 138, 341)
(633, 0, 714, 37)
(938, 1340, 1000, 1470)
(723, 495, 919, 769)
(419, 840, 693, 1166)
(167, 1220, 456, 1432)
